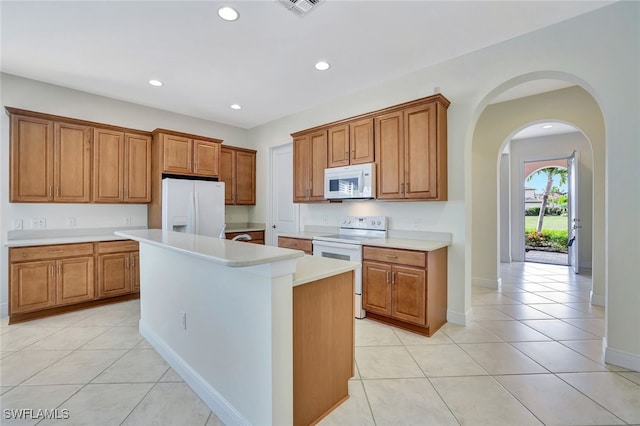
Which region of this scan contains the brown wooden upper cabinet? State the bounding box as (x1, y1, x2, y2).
(9, 112, 92, 203)
(220, 146, 256, 205)
(158, 131, 221, 177)
(375, 97, 448, 201)
(293, 130, 327, 202)
(93, 128, 151, 203)
(327, 118, 374, 168)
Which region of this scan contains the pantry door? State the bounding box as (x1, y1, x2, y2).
(269, 143, 299, 245)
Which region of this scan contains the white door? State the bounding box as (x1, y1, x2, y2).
(269, 144, 298, 245)
(568, 151, 580, 274)
(194, 181, 225, 238)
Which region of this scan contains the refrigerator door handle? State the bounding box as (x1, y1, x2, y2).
(187, 191, 195, 234)
(194, 191, 200, 234)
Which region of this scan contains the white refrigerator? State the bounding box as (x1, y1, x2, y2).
(162, 178, 225, 237)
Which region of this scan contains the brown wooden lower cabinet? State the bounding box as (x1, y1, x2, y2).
(278, 236, 313, 254)
(362, 245, 447, 336)
(8, 240, 139, 323)
(293, 271, 353, 426)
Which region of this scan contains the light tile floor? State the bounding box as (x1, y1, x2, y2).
(1, 262, 638, 425)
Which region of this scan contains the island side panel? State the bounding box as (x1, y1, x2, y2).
(293, 270, 354, 426)
(138, 243, 284, 426)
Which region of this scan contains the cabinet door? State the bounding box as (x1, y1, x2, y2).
(309, 130, 328, 200)
(220, 147, 236, 204)
(327, 124, 350, 168)
(362, 261, 392, 316)
(57, 257, 95, 305)
(375, 111, 404, 199)
(54, 122, 92, 202)
(10, 261, 56, 314)
(124, 133, 152, 203)
(98, 253, 131, 298)
(193, 140, 220, 177)
(293, 135, 311, 202)
(162, 134, 192, 174)
(350, 118, 374, 165)
(235, 150, 256, 205)
(404, 103, 438, 199)
(391, 265, 426, 326)
(10, 115, 54, 202)
(93, 128, 125, 202)
(131, 252, 140, 292)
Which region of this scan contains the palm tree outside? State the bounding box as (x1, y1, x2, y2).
(527, 167, 568, 232)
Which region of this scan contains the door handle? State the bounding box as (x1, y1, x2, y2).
(272, 225, 276, 229)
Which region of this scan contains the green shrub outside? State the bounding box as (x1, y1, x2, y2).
(525, 207, 564, 216)
(525, 227, 568, 252)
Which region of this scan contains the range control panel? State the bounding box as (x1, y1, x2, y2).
(339, 216, 387, 231)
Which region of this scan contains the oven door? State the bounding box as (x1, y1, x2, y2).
(312, 240, 365, 319)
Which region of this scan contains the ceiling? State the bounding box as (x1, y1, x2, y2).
(0, 1, 613, 129)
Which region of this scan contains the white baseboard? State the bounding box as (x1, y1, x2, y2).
(447, 308, 473, 325)
(139, 322, 251, 426)
(604, 345, 640, 372)
(472, 277, 501, 289)
(0, 302, 7, 318)
(590, 292, 606, 307)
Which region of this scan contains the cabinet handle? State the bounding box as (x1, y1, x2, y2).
(125, 244, 137, 248)
(400, 182, 404, 194)
(386, 271, 390, 283)
(392, 271, 396, 284)
(351, 150, 355, 159)
(345, 151, 349, 158)
(56, 187, 60, 197)
(57, 264, 61, 276)
(385, 255, 397, 258)
(406, 182, 410, 193)
(50, 265, 54, 277)
(49, 186, 53, 197)
(131, 256, 135, 268)
(48, 250, 63, 254)
(125, 258, 129, 268)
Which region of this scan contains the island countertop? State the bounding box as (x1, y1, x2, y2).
(114, 229, 304, 267)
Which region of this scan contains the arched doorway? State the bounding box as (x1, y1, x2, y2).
(469, 78, 605, 307)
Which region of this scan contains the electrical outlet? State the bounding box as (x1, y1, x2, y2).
(31, 218, 46, 229)
(12, 219, 23, 230)
(66, 217, 76, 227)
(180, 311, 187, 330)
(124, 216, 132, 225)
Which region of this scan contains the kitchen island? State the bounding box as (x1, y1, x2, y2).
(114, 229, 358, 426)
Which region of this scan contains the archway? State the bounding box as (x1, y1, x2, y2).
(469, 77, 605, 309)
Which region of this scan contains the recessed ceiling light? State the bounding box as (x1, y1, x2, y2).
(148, 79, 163, 87)
(218, 6, 239, 21)
(315, 61, 330, 71)
(230, 104, 242, 110)
(542, 124, 553, 129)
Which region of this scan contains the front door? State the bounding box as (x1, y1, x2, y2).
(568, 151, 580, 274)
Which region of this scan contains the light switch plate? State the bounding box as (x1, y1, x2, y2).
(12, 219, 23, 230)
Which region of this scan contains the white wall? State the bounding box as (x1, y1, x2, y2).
(249, 2, 639, 368)
(508, 132, 593, 271)
(0, 73, 252, 316)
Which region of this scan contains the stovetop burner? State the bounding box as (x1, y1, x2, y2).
(313, 216, 388, 244)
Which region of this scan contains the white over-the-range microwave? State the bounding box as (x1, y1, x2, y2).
(324, 163, 376, 200)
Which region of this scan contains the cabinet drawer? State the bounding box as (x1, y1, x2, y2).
(278, 237, 313, 253)
(10, 243, 95, 262)
(225, 231, 265, 241)
(363, 246, 426, 268)
(97, 240, 139, 254)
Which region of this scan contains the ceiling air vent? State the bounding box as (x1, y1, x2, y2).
(278, 0, 323, 17)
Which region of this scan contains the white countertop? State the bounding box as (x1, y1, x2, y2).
(293, 255, 359, 286)
(115, 229, 304, 268)
(277, 231, 331, 240)
(4, 227, 145, 247)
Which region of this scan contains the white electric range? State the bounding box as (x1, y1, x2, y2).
(313, 216, 387, 318)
